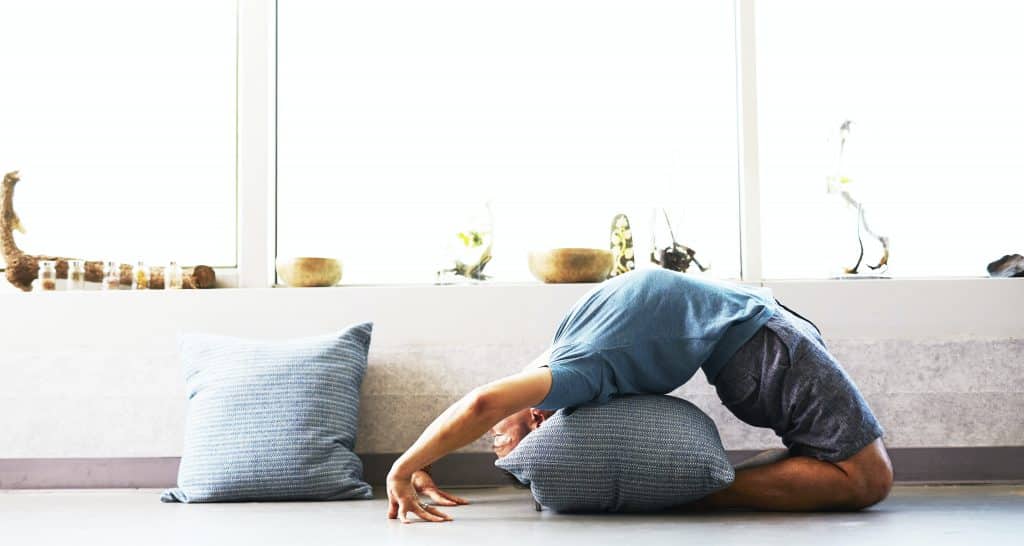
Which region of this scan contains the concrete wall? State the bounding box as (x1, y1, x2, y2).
(1, 278, 1022, 462)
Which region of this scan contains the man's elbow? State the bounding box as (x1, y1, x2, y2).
(465, 387, 507, 421)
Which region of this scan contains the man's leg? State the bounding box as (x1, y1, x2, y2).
(733, 448, 789, 470)
(702, 439, 893, 511)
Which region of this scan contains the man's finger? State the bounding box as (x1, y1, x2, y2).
(408, 504, 447, 523)
(411, 501, 448, 524)
(387, 498, 398, 519)
(422, 503, 453, 521)
(439, 490, 470, 505)
(423, 489, 458, 506)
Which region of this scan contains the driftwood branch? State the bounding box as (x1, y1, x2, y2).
(2, 170, 216, 291)
(829, 121, 890, 274)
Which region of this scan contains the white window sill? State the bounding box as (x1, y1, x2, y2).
(3, 275, 1020, 343)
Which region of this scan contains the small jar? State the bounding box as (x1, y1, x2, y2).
(103, 261, 121, 290)
(148, 265, 165, 290)
(166, 261, 184, 289)
(119, 263, 134, 287)
(67, 260, 86, 290)
(133, 261, 149, 290)
(38, 260, 58, 291)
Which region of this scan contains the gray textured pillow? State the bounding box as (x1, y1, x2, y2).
(496, 394, 734, 513)
(161, 324, 374, 503)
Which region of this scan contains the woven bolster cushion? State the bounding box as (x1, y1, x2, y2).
(497, 394, 735, 513)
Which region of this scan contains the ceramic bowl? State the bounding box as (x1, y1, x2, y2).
(276, 257, 343, 287)
(528, 248, 614, 283)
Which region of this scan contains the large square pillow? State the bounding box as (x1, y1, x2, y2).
(161, 323, 374, 503)
(496, 394, 734, 513)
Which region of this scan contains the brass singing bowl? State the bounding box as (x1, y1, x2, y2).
(276, 257, 343, 287)
(528, 248, 614, 283)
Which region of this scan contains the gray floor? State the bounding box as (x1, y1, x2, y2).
(2, 485, 1022, 546)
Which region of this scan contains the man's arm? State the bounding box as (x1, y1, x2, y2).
(386, 366, 552, 523)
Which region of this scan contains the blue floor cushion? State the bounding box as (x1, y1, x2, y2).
(497, 394, 735, 512)
(161, 323, 374, 503)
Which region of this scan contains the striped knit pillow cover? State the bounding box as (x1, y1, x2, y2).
(496, 394, 735, 513)
(161, 323, 374, 503)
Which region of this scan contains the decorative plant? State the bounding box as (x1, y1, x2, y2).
(825, 121, 890, 274)
(436, 203, 493, 282)
(451, 229, 492, 280)
(650, 208, 708, 274)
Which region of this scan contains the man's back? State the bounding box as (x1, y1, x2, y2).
(536, 269, 776, 410)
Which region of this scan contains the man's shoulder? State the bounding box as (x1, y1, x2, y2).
(616, 268, 732, 299)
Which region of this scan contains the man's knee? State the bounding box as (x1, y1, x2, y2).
(848, 463, 893, 509)
(839, 440, 894, 509)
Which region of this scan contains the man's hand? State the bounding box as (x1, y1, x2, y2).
(386, 471, 453, 524)
(383, 367, 553, 522)
(412, 469, 469, 507)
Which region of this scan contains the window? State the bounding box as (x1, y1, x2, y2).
(278, 0, 741, 284)
(0, 1, 237, 269)
(8, 2, 1016, 289)
(757, 0, 1024, 278)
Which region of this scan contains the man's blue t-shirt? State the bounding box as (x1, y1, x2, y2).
(536, 268, 776, 410)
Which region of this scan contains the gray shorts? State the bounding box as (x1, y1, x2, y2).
(711, 306, 884, 463)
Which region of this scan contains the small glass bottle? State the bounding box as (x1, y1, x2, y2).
(166, 261, 184, 289)
(67, 260, 86, 290)
(103, 261, 121, 290)
(38, 260, 58, 291)
(133, 261, 149, 290)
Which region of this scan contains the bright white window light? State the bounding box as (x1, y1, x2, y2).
(0, 1, 237, 269)
(278, 0, 740, 284)
(757, 0, 1024, 278)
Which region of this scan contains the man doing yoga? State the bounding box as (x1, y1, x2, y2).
(386, 268, 893, 523)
